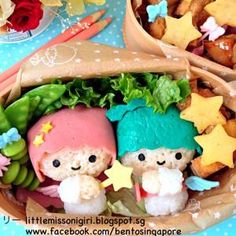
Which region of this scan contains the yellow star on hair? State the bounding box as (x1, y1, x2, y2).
(101, 160, 133, 191)
(205, 0, 236, 27)
(33, 134, 45, 147)
(180, 93, 226, 133)
(195, 125, 236, 168)
(40, 122, 53, 134)
(161, 12, 202, 49)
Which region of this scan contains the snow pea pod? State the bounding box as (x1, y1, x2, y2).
(10, 146, 28, 160)
(13, 165, 28, 185)
(28, 96, 41, 121)
(44, 100, 63, 115)
(28, 177, 40, 191)
(1, 161, 20, 184)
(19, 154, 29, 164)
(0, 105, 11, 134)
(21, 170, 35, 188)
(24, 84, 66, 116)
(5, 97, 30, 135)
(1, 162, 40, 191)
(1, 138, 26, 157)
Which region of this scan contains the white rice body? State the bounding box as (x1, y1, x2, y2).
(144, 190, 188, 216)
(142, 167, 188, 216)
(58, 175, 106, 215)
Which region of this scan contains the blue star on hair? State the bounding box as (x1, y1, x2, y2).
(147, 0, 168, 23)
(0, 128, 21, 149)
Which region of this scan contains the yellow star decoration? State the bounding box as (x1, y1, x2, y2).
(161, 12, 202, 49)
(195, 125, 236, 168)
(33, 134, 45, 147)
(101, 160, 133, 191)
(40, 122, 53, 134)
(205, 0, 236, 27)
(180, 93, 226, 133)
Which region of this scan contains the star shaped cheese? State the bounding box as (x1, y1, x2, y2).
(161, 12, 202, 49)
(33, 134, 45, 147)
(180, 93, 226, 133)
(40, 122, 53, 134)
(101, 160, 133, 191)
(194, 125, 236, 168)
(205, 0, 236, 27)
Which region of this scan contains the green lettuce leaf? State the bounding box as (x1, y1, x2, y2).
(177, 79, 191, 102)
(106, 188, 148, 217)
(28, 73, 191, 116)
(152, 76, 183, 112)
(111, 73, 190, 113)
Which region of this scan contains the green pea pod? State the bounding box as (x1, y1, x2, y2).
(5, 97, 30, 135)
(44, 100, 63, 115)
(13, 166, 28, 185)
(21, 170, 35, 188)
(24, 84, 66, 116)
(0, 105, 12, 134)
(19, 154, 29, 165)
(27, 177, 40, 191)
(28, 96, 41, 121)
(1, 138, 26, 157)
(1, 161, 20, 184)
(10, 146, 28, 160)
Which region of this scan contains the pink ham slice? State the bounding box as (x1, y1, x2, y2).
(16, 187, 63, 209)
(16, 178, 63, 208)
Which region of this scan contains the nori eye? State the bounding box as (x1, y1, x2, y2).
(175, 152, 182, 160)
(138, 153, 145, 161)
(89, 155, 97, 163)
(52, 159, 60, 168)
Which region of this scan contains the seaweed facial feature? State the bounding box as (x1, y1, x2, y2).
(40, 147, 112, 181)
(121, 148, 195, 176)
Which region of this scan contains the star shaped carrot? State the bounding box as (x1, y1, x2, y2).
(161, 12, 202, 49)
(40, 122, 53, 134)
(205, 0, 236, 27)
(101, 160, 133, 191)
(180, 93, 226, 133)
(33, 134, 45, 147)
(194, 125, 236, 168)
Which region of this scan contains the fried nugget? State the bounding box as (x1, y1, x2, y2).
(149, 17, 166, 39)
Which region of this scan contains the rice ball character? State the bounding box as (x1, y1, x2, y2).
(28, 106, 116, 215)
(107, 99, 200, 216)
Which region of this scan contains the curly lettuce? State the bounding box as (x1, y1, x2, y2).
(46, 73, 191, 114)
(1, 73, 191, 133)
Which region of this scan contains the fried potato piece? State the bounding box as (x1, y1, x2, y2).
(148, 0, 179, 5)
(189, 0, 213, 26)
(232, 44, 236, 65)
(149, 17, 166, 39)
(177, 79, 198, 111)
(188, 39, 200, 49)
(168, 1, 181, 15)
(191, 158, 225, 178)
(176, 0, 191, 16)
(147, 0, 180, 16)
(195, 9, 210, 27)
(148, 0, 159, 4)
(224, 119, 236, 138)
(204, 35, 236, 68)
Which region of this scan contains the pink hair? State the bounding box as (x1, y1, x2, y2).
(28, 106, 116, 182)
